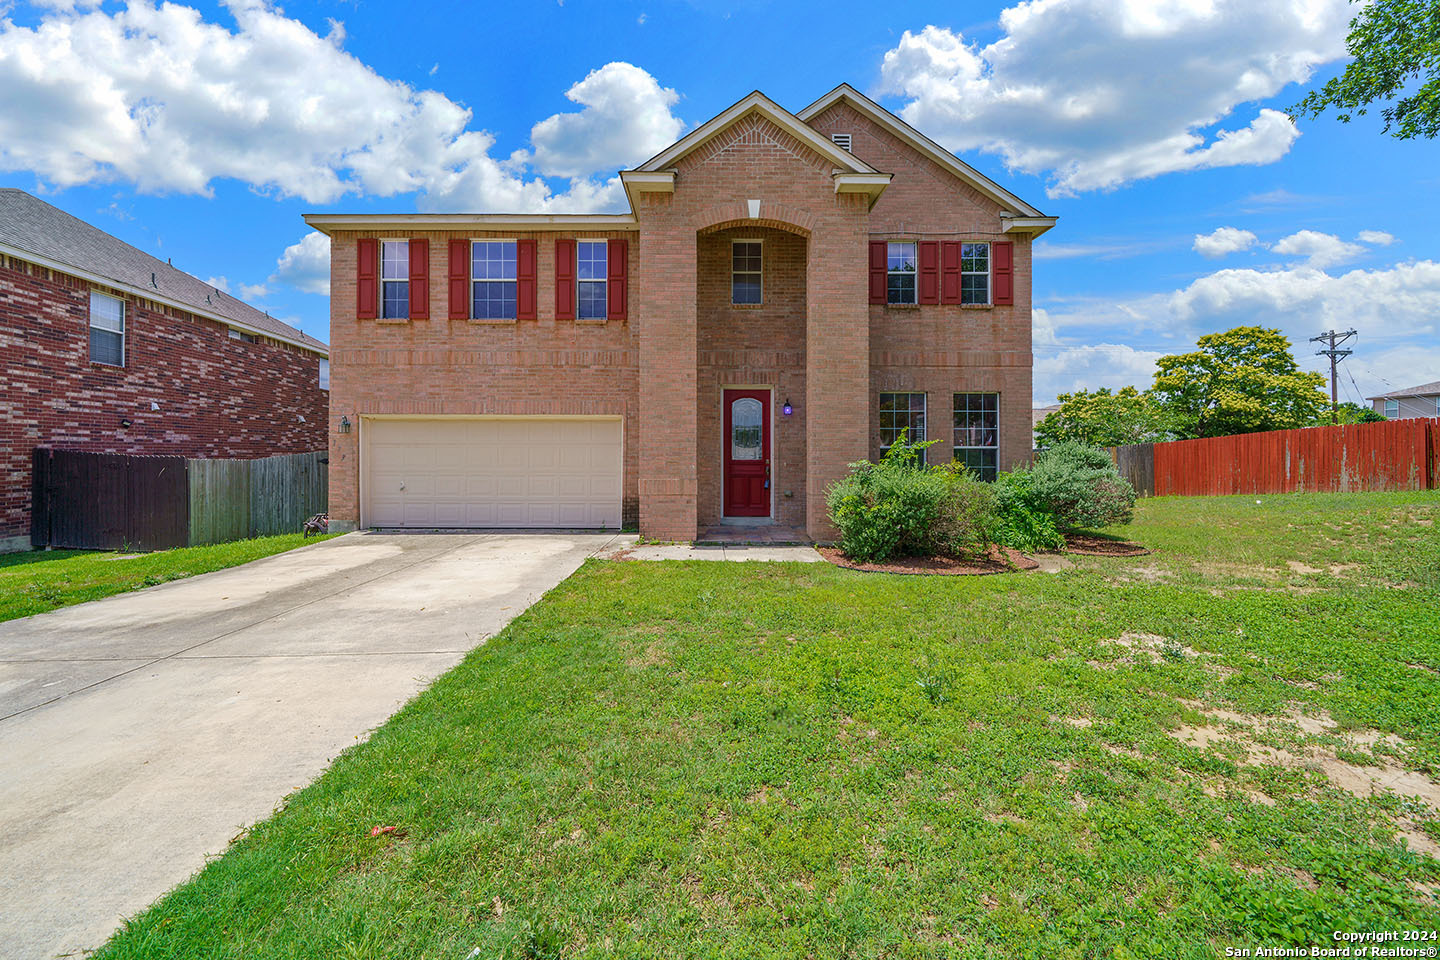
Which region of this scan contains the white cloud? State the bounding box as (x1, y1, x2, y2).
(0, 3, 674, 212)
(877, 2, 1351, 196)
(271, 231, 331, 295)
(525, 62, 684, 178)
(1193, 226, 1257, 258)
(1270, 230, 1364, 268)
(204, 275, 267, 301)
(1035, 343, 1167, 404)
(1357, 230, 1396, 246)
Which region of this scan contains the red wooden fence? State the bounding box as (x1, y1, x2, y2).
(1142, 418, 1439, 497)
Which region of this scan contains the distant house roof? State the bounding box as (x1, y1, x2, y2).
(0, 189, 325, 355)
(1367, 380, 1440, 400)
(1033, 404, 1061, 428)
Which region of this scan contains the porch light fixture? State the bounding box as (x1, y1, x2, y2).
(782, 398, 793, 417)
(340, 415, 352, 434)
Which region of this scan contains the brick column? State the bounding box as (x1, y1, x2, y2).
(637, 219, 699, 541)
(804, 199, 870, 542)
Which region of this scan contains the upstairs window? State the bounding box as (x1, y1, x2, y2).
(472, 240, 517, 320)
(954, 393, 999, 481)
(879, 392, 925, 456)
(381, 240, 409, 319)
(89, 291, 124, 366)
(1384, 399, 1399, 419)
(961, 243, 990, 305)
(577, 240, 607, 320)
(887, 241, 917, 305)
(319, 358, 330, 391)
(732, 240, 762, 305)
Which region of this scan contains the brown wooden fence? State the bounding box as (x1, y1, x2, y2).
(1106, 418, 1440, 498)
(32, 449, 327, 550)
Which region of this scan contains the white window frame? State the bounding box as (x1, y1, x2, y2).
(887, 241, 917, 305)
(88, 291, 125, 367)
(577, 239, 608, 321)
(1384, 399, 1399, 419)
(731, 239, 763, 305)
(961, 242, 991, 306)
(319, 358, 330, 391)
(953, 392, 1000, 481)
(879, 391, 926, 455)
(380, 239, 409, 320)
(471, 239, 518, 320)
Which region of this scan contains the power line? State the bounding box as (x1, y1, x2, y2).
(1310, 329, 1357, 425)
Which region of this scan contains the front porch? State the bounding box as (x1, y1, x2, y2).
(694, 522, 811, 546)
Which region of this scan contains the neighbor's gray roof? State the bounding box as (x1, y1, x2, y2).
(0, 188, 325, 354)
(1367, 380, 1440, 400)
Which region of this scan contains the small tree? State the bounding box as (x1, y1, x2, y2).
(1034, 386, 1177, 448)
(1288, 0, 1440, 141)
(1151, 326, 1329, 439)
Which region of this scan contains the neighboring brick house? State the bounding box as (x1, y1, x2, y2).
(1369, 381, 1440, 420)
(307, 84, 1055, 542)
(0, 189, 329, 553)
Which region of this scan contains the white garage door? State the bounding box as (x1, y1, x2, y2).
(363, 418, 623, 529)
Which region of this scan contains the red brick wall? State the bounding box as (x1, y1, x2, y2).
(0, 254, 328, 549)
(807, 101, 1035, 472)
(325, 230, 641, 531)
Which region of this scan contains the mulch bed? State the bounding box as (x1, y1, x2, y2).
(1063, 533, 1152, 557)
(816, 545, 1040, 576)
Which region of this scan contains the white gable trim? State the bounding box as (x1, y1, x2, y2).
(797, 83, 1048, 220)
(633, 91, 877, 175)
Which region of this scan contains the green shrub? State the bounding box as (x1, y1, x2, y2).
(1029, 441, 1137, 530)
(825, 433, 997, 562)
(991, 470, 1066, 552)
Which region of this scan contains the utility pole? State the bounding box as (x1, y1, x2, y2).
(1310, 329, 1357, 424)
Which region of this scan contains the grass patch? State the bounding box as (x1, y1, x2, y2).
(97, 492, 1440, 957)
(0, 534, 339, 622)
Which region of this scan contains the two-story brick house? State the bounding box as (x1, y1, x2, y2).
(0, 189, 329, 552)
(307, 84, 1054, 542)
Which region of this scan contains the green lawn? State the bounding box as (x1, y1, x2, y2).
(0, 533, 338, 622)
(98, 493, 1440, 958)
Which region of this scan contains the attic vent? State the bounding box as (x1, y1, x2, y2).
(831, 133, 852, 152)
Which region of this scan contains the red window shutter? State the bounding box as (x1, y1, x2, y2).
(607, 238, 628, 321)
(555, 239, 575, 320)
(941, 242, 962, 304)
(517, 239, 537, 320)
(448, 239, 469, 319)
(356, 238, 377, 319)
(408, 239, 429, 319)
(868, 240, 887, 304)
(993, 241, 1014, 306)
(919, 241, 940, 305)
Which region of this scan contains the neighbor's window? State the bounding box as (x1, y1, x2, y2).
(381, 240, 409, 319)
(879, 392, 925, 455)
(954, 392, 999, 481)
(577, 240, 607, 320)
(961, 242, 990, 305)
(732, 240, 762, 305)
(887, 241, 917, 305)
(472, 240, 517, 320)
(89, 291, 124, 366)
(1384, 399, 1399, 419)
(319, 358, 330, 391)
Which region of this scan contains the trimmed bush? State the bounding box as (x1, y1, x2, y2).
(991, 470, 1065, 553)
(825, 434, 997, 563)
(1029, 441, 1137, 530)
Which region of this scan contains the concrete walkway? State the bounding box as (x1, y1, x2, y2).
(603, 543, 824, 562)
(0, 531, 630, 960)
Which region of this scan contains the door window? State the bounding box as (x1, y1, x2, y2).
(731, 398, 763, 460)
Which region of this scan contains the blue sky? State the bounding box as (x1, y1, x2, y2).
(2, 0, 1436, 405)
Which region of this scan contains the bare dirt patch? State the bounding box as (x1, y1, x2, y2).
(816, 546, 1038, 576)
(1064, 534, 1151, 557)
(1287, 561, 1322, 575)
(1089, 632, 1203, 669)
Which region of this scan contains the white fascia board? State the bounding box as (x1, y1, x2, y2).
(635, 91, 877, 175)
(1000, 216, 1058, 237)
(797, 84, 1049, 220)
(303, 213, 639, 235)
(619, 170, 675, 192)
(834, 172, 892, 207)
(0, 239, 327, 356)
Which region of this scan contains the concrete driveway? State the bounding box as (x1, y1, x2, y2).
(0, 531, 629, 960)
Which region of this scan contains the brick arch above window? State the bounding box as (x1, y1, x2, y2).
(694, 200, 815, 238)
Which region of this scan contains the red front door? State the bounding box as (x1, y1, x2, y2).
(723, 389, 770, 517)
